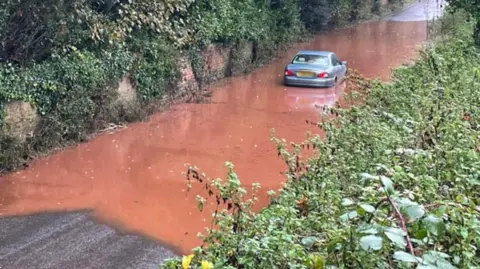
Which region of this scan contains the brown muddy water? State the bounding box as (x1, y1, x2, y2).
(0, 20, 427, 254)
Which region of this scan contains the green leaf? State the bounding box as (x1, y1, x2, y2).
(305, 254, 324, 269)
(342, 198, 355, 206)
(359, 235, 383, 251)
(197, 202, 204, 212)
(436, 260, 456, 269)
(359, 204, 376, 213)
(301, 236, 318, 248)
(359, 227, 379, 235)
(423, 251, 451, 263)
(385, 227, 406, 236)
(423, 215, 446, 236)
(340, 210, 358, 222)
(380, 176, 394, 194)
(397, 199, 425, 221)
(411, 238, 426, 246)
(416, 265, 437, 269)
(385, 231, 406, 248)
(360, 172, 377, 181)
(393, 251, 419, 263)
(403, 204, 425, 221)
(196, 195, 205, 212)
(413, 228, 428, 240)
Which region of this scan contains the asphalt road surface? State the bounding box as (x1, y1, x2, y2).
(0, 1, 445, 269)
(388, 0, 445, 21)
(0, 212, 176, 269)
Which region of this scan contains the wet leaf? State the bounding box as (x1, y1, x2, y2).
(393, 251, 419, 263)
(416, 265, 437, 269)
(397, 198, 425, 220)
(360, 172, 377, 181)
(301, 236, 318, 248)
(359, 235, 383, 251)
(360, 204, 376, 213)
(385, 230, 406, 248)
(380, 176, 394, 194)
(196, 195, 205, 212)
(340, 210, 358, 222)
(359, 227, 379, 235)
(385, 227, 406, 236)
(403, 204, 425, 221)
(342, 198, 355, 206)
(423, 251, 451, 263)
(423, 215, 446, 236)
(436, 260, 456, 269)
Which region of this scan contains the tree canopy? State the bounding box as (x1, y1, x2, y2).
(445, 0, 480, 44)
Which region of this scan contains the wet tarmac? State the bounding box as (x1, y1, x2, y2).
(0, 212, 175, 269)
(388, 0, 444, 22)
(0, 1, 443, 268)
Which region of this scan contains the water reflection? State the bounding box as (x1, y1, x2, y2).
(285, 82, 346, 112)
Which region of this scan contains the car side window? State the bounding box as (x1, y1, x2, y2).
(331, 54, 339, 66)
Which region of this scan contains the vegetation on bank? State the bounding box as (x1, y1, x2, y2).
(0, 0, 405, 172)
(447, 0, 480, 44)
(162, 13, 480, 269)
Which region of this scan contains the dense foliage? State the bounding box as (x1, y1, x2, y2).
(445, 0, 480, 44)
(162, 16, 480, 269)
(0, 0, 404, 62)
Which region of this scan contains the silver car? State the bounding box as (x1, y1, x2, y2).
(284, 50, 347, 88)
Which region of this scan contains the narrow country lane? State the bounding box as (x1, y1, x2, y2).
(388, 0, 444, 21)
(0, 212, 175, 269)
(0, 1, 444, 268)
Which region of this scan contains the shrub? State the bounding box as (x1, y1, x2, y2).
(162, 17, 480, 269)
(129, 35, 181, 102)
(0, 47, 131, 166)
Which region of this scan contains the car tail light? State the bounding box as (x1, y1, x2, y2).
(317, 72, 329, 78)
(285, 69, 294, 76)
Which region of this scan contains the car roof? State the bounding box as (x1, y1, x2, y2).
(295, 50, 332, 56)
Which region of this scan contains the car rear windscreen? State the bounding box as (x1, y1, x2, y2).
(292, 55, 329, 65)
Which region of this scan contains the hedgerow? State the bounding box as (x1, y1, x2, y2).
(162, 15, 480, 269)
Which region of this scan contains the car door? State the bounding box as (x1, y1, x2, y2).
(330, 54, 340, 79)
(339, 55, 347, 79)
(331, 54, 345, 80)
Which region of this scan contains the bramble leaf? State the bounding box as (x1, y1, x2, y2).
(360, 235, 383, 251)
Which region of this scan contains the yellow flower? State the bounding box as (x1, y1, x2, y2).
(201, 260, 214, 269)
(182, 254, 194, 269)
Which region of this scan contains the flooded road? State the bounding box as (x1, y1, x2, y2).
(0, 2, 434, 263)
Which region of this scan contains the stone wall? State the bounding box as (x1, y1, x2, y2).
(177, 54, 199, 96)
(176, 41, 254, 89)
(230, 41, 254, 76)
(200, 44, 232, 83)
(1, 101, 39, 143)
(116, 76, 137, 107)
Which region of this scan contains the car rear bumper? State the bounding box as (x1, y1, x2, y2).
(284, 76, 335, 88)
